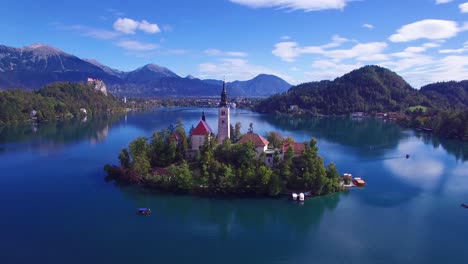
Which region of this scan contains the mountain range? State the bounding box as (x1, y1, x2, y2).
(0, 44, 291, 97)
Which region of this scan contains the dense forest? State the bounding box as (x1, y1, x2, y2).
(0, 82, 124, 125)
(255, 65, 467, 140)
(105, 121, 344, 197)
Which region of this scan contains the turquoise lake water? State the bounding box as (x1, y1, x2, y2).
(0, 108, 467, 264)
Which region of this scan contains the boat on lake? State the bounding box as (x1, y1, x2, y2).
(462, 204, 468, 209)
(137, 208, 151, 215)
(353, 177, 366, 187)
(291, 192, 312, 201)
(299, 193, 305, 201)
(292, 193, 298, 200)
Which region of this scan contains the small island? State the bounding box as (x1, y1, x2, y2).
(104, 82, 345, 198)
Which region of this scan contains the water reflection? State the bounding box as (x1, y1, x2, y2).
(0, 114, 122, 153)
(415, 131, 468, 161)
(263, 115, 405, 157)
(119, 184, 340, 238)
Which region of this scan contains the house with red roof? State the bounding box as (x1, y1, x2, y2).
(238, 133, 269, 157)
(281, 142, 306, 158)
(191, 112, 213, 150)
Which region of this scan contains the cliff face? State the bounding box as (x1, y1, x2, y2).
(87, 78, 107, 96)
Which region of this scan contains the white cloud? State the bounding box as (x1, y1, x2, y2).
(435, 0, 453, 4)
(305, 60, 362, 81)
(362, 23, 374, 29)
(389, 19, 461, 42)
(204, 49, 248, 57)
(325, 42, 388, 60)
(377, 52, 468, 87)
(230, 0, 351, 11)
(272, 41, 322, 62)
(113, 18, 139, 34)
(439, 42, 468, 54)
(272, 35, 351, 62)
(423, 42, 441, 48)
(198, 58, 294, 83)
(138, 20, 160, 34)
(460, 2, 468, 13)
(115, 40, 159, 51)
(321, 35, 350, 48)
(281, 35, 291, 40)
(113, 18, 160, 34)
(272, 39, 387, 62)
(439, 48, 467, 54)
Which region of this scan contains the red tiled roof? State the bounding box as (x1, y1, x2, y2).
(282, 142, 306, 155)
(170, 134, 179, 142)
(238, 133, 269, 147)
(191, 120, 213, 136)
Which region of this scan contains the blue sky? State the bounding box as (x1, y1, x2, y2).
(1, 0, 467, 87)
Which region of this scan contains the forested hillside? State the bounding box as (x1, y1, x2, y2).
(255, 65, 467, 140)
(0, 82, 124, 124)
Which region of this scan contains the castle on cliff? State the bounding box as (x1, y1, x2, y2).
(87, 77, 107, 96)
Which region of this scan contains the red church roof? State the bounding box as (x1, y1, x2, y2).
(191, 120, 213, 136)
(238, 133, 269, 147)
(282, 142, 306, 155)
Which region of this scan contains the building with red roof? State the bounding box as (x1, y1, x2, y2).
(238, 133, 269, 156)
(281, 142, 306, 158)
(191, 112, 213, 150)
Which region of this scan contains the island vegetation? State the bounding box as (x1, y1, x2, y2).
(0, 81, 124, 125)
(254, 65, 467, 140)
(104, 120, 344, 197)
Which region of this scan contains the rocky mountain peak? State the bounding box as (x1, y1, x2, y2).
(21, 43, 67, 56)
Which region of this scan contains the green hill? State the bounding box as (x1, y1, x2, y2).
(420, 80, 468, 109)
(255, 65, 426, 115)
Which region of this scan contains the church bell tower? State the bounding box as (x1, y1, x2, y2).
(218, 81, 230, 144)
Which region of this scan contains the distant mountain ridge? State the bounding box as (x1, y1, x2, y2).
(0, 43, 291, 97)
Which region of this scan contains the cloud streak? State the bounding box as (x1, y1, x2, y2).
(115, 40, 159, 51)
(204, 49, 248, 57)
(435, 0, 453, 4)
(230, 0, 351, 11)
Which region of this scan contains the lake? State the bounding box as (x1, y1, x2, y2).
(0, 108, 467, 264)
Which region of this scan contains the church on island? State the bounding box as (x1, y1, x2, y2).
(189, 81, 305, 166)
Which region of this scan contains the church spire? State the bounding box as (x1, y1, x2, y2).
(219, 81, 228, 107)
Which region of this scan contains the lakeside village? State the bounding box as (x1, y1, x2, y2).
(105, 82, 366, 203)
